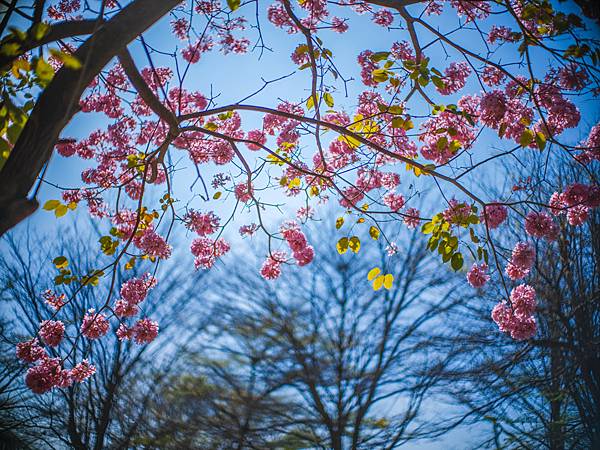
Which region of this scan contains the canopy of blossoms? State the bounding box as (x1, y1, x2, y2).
(0, 0, 598, 394)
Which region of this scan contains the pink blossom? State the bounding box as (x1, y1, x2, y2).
(245, 129, 267, 150)
(331, 17, 349, 33)
(234, 183, 254, 203)
(524, 211, 559, 241)
(491, 302, 537, 340)
(137, 228, 172, 259)
(509, 242, 535, 270)
(481, 66, 505, 86)
(383, 192, 405, 212)
(437, 62, 471, 95)
(403, 208, 420, 228)
(239, 223, 259, 236)
(70, 360, 96, 383)
(80, 310, 110, 340)
(372, 10, 393, 26)
(25, 357, 72, 394)
(480, 203, 507, 229)
(184, 210, 220, 236)
(114, 300, 139, 318)
(506, 263, 530, 281)
(191, 237, 231, 269)
(42, 289, 66, 310)
(260, 251, 287, 280)
(116, 324, 134, 341)
(16, 338, 46, 363)
(120, 273, 157, 304)
(466, 263, 490, 288)
(132, 318, 159, 344)
(39, 320, 65, 347)
(510, 284, 537, 317)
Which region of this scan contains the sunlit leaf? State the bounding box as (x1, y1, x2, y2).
(368, 267, 381, 281)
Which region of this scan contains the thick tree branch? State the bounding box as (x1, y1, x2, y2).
(0, 0, 182, 236)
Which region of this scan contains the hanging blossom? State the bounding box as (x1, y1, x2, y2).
(280, 221, 314, 267)
(492, 284, 537, 340)
(480, 203, 507, 229)
(260, 250, 288, 280)
(524, 211, 559, 241)
(80, 309, 110, 340)
(39, 320, 65, 347)
(466, 263, 490, 288)
(505, 241, 535, 281)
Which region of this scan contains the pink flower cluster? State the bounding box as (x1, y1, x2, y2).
(505, 242, 535, 280)
(280, 221, 314, 267)
(39, 320, 65, 347)
(548, 183, 600, 226)
(442, 199, 473, 226)
(81, 309, 110, 339)
(480, 203, 507, 229)
(403, 208, 421, 229)
(492, 284, 537, 340)
(260, 250, 288, 280)
(437, 62, 471, 95)
(42, 289, 66, 310)
(466, 263, 490, 288)
(184, 210, 220, 236)
(16, 338, 96, 394)
(524, 211, 559, 241)
(191, 237, 231, 269)
(115, 273, 158, 318)
(117, 318, 159, 344)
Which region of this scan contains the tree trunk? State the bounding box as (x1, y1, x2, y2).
(0, 0, 181, 235)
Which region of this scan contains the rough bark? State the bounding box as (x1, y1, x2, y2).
(0, 0, 181, 236)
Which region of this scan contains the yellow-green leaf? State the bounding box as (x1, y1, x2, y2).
(213, 191, 222, 199)
(336, 217, 344, 229)
(519, 128, 534, 147)
(369, 226, 380, 240)
(535, 131, 546, 150)
(50, 49, 82, 70)
(349, 236, 361, 253)
(52, 256, 68, 269)
(337, 237, 349, 254)
(368, 267, 381, 281)
(227, 0, 241, 11)
(43, 199, 60, 210)
(373, 275, 384, 291)
(54, 204, 68, 217)
(383, 273, 394, 290)
(323, 92, 334, 108)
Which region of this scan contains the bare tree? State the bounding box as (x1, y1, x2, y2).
(441, 158, 600, 450)
(137, 219, 462, 449)
(0, 224, 211, 449)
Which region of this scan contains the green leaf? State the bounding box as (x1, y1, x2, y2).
(43, 199, 60, 210)
(535, 131, 547, 150)
(52, 256, 68, 269)
(369, 226, 380, 240)
(54, 204, 68, 217)
(31, 22, 51, 41)
(519, 128, 534, 147)
(35, 58, 54, 82)
(421, 222, 434, 234)
(372, 69, 389, 83)
(227, 0, 241, 11)
(335, 217, 344, 229)
(323, 92, 334, 108)
(451, 252, 464, 271)
(349, 236, 361, 253)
